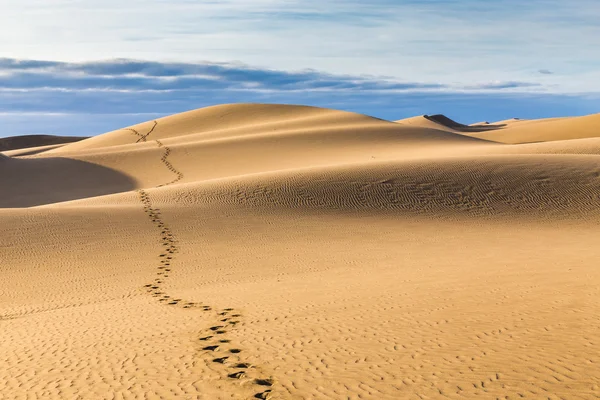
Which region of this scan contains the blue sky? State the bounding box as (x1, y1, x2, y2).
(1, 0, 599, 136)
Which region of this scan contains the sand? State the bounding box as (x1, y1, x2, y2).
(2, 103, 600, 399)
(0, 134, 88, 152)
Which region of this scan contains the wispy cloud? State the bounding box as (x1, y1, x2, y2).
(0, 1, 598, 136)
(1, 58, 598, 138)
(0, 58, 540, 94)
(0, 0, 598, 92)
(1, 57, 598, 138)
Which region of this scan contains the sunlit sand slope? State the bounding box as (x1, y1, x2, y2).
(398, 113, 600, 144)
(2, 104, 600, 399)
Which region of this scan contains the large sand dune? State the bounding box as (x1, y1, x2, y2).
(2, 104, 600, 399)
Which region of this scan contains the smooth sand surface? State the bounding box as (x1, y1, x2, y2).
(0, 134, 88, 152)
(2, 104, 600, 399)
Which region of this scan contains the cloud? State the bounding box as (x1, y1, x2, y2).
(463, 81, 543, 90)
(0, 58, 540, 94)
(0, 57, 597, 138)
(538, 69, 554, 75)
(2, 90, 599, 138)
(0, 0, 598, 92)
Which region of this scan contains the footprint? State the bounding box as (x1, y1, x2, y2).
(219, 339, 231, 343)
(255, 379, 274, 387)
(234, 363, 251, 369)
(209, 326, 224, 331)
(203, 345, 219, 351)
(228, 371, 246, 379)
(199, 336, 213, 341)
(254, 391, 272, 400)
(213, 357, 228, 364)
(229, 349, 242, 354)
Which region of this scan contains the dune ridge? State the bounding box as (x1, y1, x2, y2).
(2, 103, 600, 399)
(0, 134, 88, 152)
(423, 114, 505, 132)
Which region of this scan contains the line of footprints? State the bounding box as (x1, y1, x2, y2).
(137, 190, 274, 399)
(155, 140, 184, 187)
(125, 120, 158, 143)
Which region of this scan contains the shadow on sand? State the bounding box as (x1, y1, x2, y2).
(0, 155, 136, 208)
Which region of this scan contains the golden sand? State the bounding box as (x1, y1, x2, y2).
(2, 104, 600, 399)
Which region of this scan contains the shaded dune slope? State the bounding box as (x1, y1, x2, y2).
(423, 114, 505, 132)
(396, 114, 504, 132)
(2, 143, 72, 157)
(0, 134, 88, 151)
(0, 156, 136, 208)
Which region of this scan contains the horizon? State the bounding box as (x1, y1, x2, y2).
(1, 99, 599, 139)
(1, 0, 599, 137)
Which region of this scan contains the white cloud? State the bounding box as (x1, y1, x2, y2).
(0, 0, 598, 92)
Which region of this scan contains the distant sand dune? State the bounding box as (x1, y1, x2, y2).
(0, 134, 87, 152)
(467, 113, 600, 143)
(2, 104, 600, 399)
(424, 114, 505, 132)
(396, 114, 505, 132)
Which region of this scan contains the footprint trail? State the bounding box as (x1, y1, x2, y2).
(135, 126, 275, 399)
(125, 120, 158, 143)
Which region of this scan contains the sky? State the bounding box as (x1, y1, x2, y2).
(1, 0, 599, 137)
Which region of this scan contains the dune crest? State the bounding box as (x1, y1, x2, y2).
(0, 134, 88, 152)
(467, 113, 600, 143)
(2, 103, 600, 399)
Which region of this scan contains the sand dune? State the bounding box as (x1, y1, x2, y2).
(2, 104, 600, 399)
(466, 114, 600, 144)
(0, 134, 87, 152)
(396, 114, 504, 133)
